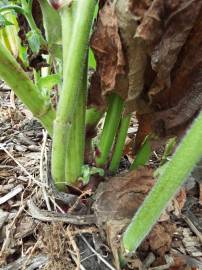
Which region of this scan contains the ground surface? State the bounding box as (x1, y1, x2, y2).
(0, 83, 202, 270)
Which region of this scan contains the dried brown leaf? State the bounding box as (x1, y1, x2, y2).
(93, 167, 154, 269)
(135, 1, 202, 147)
(91, 0, 125, 96)
(94, 168, 178, 267)
(93, 167, 155, 229)
(136, 0, 202, 98)
(90, 0, 151, 113)
(140, 221, 176, 257)
(129, 0, 152, 19)
(170, 255, 202, 270)
(116, 0, 149, 113)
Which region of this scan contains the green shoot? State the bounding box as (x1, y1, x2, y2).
(130, 135, 151, 170)
(96, 93, 124, 167)
(109, 114, 131, 173)
(0, 42, 55, 135)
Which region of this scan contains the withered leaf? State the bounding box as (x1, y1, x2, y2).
(90, 0, 150, 113)
(136, 6, 202, 146)
(136, 0, 202, 97)
(91, 0, 125, 96)
(93, 167, 154, 228)
(91, 0, 202, 147)
(116, 0, 149, 114)
(93, 167, 154, 269)
(129, 0, 152, 20)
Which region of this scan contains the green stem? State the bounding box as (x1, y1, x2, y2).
(65, 63, 87, 184)
(130, 135, 151, 170)
(109, 114, 131, 173)
(60, 7, 73, 65)
(20, 0, 47, 47)
(0, 43, 55, 135)
(63, 1, 89, 184)
(64, 3, 86, 185)
(96, 93, 124, 167)
(0, 5, 25, 14)
(37, 0, 62, 60)
(122, 111, 202, 254)
(85, 108, 103, 164)
(51, 0, 97, 188)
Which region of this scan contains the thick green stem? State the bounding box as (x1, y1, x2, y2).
(65, 64, 87, 184)
(109, 114, 131, 173)
(64, 3, 86, 185)
(122, 111, 202, 254)
(60, 7, 73, 65)
(51, 0, 97, 188)
(96, 93, 124, 167)
(0, 43, 55, 135)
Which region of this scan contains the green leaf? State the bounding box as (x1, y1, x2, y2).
(88, 2, 98, 70)
(93, 2, 99, 19)
(81, 165, 91, 184)
(160, 137, 176, 165)
(19, 45, 28, 66)
(0, 14, 13, 29)
(81, 165, 104, 185)
(88, 48, 96, 69)
(37, 74, 61, 92)
(26, 30, 40, 53)
(130, 135, 151, 170)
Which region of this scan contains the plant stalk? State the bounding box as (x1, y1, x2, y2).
(122, 111, 202, 254)
(130, 135, 151, 170)
(65, 63, 87, 184)
(51, 0, 97, 188)
(0, 43, 55, 135)
(96, 93, 124, 167)
(109, 114, 131, 173)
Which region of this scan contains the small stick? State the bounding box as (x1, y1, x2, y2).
(27, 199, 96, 225)
(183, 214, 202, 243)
(39, 130, 51, 210)
(0, 185, 23, 205)
(80, 234, 116, 270)
(66, 226, 80, 270)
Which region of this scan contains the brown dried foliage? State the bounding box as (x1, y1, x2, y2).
(91, 0, 202, 147)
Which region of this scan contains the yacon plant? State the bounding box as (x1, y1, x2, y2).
(0, 0, 202, 262)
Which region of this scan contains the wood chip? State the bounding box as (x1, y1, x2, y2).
(0, 255, 48, 270)
(27, 199, 96, 225)
(0, 185, 23, 205)
(0, 210, 9, 229)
